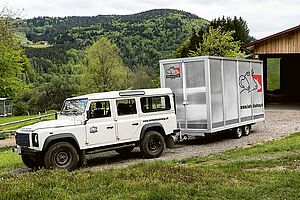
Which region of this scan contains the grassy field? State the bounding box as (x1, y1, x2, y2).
(0, 115, 40, 124)
(267, 58, 280, 91)
(0, 132, 299, 199)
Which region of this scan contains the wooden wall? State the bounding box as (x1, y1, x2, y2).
(254, 29, 300, 54)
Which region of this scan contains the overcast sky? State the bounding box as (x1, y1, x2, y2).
(2, 0, 300, 39)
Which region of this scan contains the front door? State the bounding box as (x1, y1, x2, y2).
(115, 98, 141, 141)
(85, 100, 116, 146)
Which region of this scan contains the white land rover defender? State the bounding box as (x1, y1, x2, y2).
(13, 88, 178, 170)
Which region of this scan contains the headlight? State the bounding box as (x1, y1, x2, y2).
(32, 133, 39, 147)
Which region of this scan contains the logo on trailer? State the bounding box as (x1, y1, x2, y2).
(166, 66, 181, 79)
(239, 69, 262, 93)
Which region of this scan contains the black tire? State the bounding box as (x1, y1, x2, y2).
(140, 131, 165, 158)
(243, 125, 251, 136)
(232, 127, 243, 139)
(22, 154, 41, 169)
(115, 146, 135, 155)
(44, 142, 79, 171)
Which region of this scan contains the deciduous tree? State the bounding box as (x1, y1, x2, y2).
(81, 37, 130, 93)
(0, 11, 30, 98)
(189, 27, 244, 58)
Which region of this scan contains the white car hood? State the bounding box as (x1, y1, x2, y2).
(19, 117, 83, 132)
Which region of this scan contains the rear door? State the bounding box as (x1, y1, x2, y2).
(114, 98, 141, 141)
(85, 100, 116, 146)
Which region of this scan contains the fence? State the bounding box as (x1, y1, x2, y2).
(0, 113, 55, 138)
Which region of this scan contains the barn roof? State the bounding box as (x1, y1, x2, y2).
(243, 24, 300, 49)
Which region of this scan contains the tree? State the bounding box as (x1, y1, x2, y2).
(0, 12, 30, 98)
(189, 27, 244, 58)
(81, 37, 130, 93)
(210, 16, 252, 45)
(175, 27, 206, 58)
(130, 65, 156, 89)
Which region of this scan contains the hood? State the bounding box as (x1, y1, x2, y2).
(19, 117, 83, 132)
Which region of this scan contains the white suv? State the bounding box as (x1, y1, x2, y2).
(13, 88, 178, 170)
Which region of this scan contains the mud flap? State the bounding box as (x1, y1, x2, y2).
(165, 135, 175, 149)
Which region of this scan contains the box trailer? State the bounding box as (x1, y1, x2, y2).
(160, 56, 265, 138)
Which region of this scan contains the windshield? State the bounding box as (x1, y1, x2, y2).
(61, 98, 88, 115)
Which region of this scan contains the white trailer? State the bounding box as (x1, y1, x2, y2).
(160, 56, 265, 139)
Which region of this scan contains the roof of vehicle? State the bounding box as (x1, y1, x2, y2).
(66, 88, 173, 101)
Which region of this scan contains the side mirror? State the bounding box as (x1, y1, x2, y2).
(55, 112, 58, 120)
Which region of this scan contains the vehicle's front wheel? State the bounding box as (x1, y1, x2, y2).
(140, 131, 165, 158)
(22, 154, 44, 169)
(44, 142, 79, 171)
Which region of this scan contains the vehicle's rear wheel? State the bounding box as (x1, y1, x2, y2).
(22, 154, 44, 169)
(140, 131, 165, 158)
(44, 142, 79, 171)
(232, 127, 243, 139)
(243, 125, 251, 136)
(115, 146, 135, 155)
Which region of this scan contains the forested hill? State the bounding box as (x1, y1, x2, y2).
(19, 9, 208, 70)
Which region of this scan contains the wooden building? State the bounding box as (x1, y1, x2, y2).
(243, 25, 300, 101)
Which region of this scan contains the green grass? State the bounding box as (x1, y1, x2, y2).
(27, 44, 52, 48)
(0, 115, 55, 131)
(0, 132, 300, 199)
(0, 115, 39, 124)
(0, 148, 22, 170)
(267, 58, 280, 91)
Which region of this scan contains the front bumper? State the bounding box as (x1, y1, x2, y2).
(12, 146, 39, 155)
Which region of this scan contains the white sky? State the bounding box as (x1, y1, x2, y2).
(2, 0, 300, 39)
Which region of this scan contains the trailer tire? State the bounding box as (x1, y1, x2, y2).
(115, 146, 135, 155)
(232, 127, 243, 139)
(243, 125, 251, 136)
(44, 142, 79, 171)
(140, 131, 165, 158)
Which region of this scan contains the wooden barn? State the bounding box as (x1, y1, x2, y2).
(243, 25, 300, 101)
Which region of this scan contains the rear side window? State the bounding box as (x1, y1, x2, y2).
(117, 99, 137, 116)
(141, 96, 171, 113)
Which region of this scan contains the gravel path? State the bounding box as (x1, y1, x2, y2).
(2, 108, 300, 172)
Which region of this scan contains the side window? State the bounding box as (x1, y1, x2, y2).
(116, 99, 137, 116)
(89, 101, 111, 119)
(140, 96, 171, 113)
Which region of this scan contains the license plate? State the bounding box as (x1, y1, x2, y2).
(13, 147, 21, 154)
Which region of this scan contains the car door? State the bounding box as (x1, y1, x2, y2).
(115, 98, 141, 141)
(85, 100, 116, 146)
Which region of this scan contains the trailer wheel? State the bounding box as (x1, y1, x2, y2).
(243, 125, 251, 136)
(232, 127, 243, 139)
(44, 142, 79, 171)
(140, 131, 165, 158)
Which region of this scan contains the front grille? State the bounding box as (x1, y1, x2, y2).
(16, 133, 30, 147)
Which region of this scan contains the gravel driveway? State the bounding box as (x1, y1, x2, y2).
(2, 108, 300, 171)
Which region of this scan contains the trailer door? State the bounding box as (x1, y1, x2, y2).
(161, 62, 185, 129)
(161, 60, 207, 131)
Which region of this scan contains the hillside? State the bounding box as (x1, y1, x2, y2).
(19, 9, 209, 70)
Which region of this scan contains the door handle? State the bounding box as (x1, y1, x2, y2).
(107, 126, 114, 129)
(132, 123, 139, 126)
